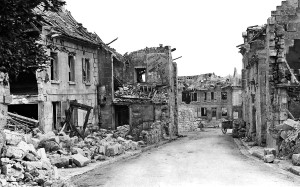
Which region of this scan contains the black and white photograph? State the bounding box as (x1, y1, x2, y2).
(1, 0, 300, 186)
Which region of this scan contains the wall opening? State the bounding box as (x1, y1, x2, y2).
(135, 68, 146, 83)
(182, 91, 191, 104)
(52, 102, 61, 130)
(221, 92, 228, 100)
(8, 104, 38, 120)
(287, 39, 300, 73)
(212, 107, 217, 118)
(10, 71, 38, 95)
(50, 52, 59, 81)
(201, 107, 207, 116)
(68, 56, 75, 82)
(115, 105, 129, 127)
(221, 107, 228, 117)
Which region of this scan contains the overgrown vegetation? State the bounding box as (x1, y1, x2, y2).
(0, 0, 65, 79)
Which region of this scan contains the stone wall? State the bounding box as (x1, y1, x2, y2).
(178, 105, 197, 133)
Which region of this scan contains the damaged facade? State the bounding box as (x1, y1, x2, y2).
(99, 45, 179, 142)
(239, 0, 300, 155)
(177, 72, 242, 132)
(5, 6, 179, 143)
(9, 7, 104, 133)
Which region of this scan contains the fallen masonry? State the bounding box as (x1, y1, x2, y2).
(0, 124, 144, 187)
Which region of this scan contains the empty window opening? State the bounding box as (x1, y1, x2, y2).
(212, 107, 217, 117)
(211, 92, 215, 100)
(201, 107, 207, 116)
(182, 91, 191, 104)
(10, 71, 38, 95)
(204, 92, 207, 101)
(115, 105, 129, 128)
(222, 108, 228, 116)
(221, 92, 227, 100)
(82, 58, 91, 83)
(68, 56, 75, 82)
(52, 102, 61, 130)
(191, 92, 197, 101)
(50, 52, 59, 81)
(136, 68, 146, 83)
(8, 104, 38, 120)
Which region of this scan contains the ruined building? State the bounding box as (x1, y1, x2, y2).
(99, 45, 179, 140)
(238, 0, 300, 148)
(177, 72, 242, 132)
(4, 5, 179, 145)
(8, 7, 122, 133)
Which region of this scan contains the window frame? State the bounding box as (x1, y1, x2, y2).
(68, 55, 75, 82)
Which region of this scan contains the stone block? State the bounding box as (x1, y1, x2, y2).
(264, 154, 275, 163)
(292, 154, 300, 166)
(37, 148, 48, 162)
(4, 130, 24, 145)
(107, 145, 119, 156)
(0, 158, 14, 166)
(2, 164, 24, 180)
(49, 155, 69, 168)
(17, 141, 36, 154)
(269, 50, 277, 57)
(4, 95, 12, 104)
(5, 146, 25, 159)
(263, 148, 276, 156)
(71, 153, 90, 167)
(24, 161, 43, 170)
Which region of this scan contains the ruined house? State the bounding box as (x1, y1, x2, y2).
(177, 72, 242, 131)
(238, 0, 300, 148)
(99, 45, 179, 140)
(8, 7, 108, 133)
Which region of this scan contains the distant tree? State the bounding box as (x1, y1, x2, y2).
(0, 0, 65, 79)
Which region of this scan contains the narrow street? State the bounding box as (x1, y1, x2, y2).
(72, 129, 300, 187)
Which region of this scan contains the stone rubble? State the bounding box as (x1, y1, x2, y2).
(0, 124, 143, 186)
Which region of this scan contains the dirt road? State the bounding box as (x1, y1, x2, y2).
(72, 129, 300, 187)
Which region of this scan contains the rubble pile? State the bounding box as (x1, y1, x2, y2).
(114, 84, 168, 104)
(0, 130, 65, 187)
(178, 106, 197, 132)
(270, 119, 300, 161)
(0, 124, 141, 186)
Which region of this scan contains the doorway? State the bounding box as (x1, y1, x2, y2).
(115, 105, 129, 128)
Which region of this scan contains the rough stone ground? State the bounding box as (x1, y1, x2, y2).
(71, 129, 300, 187)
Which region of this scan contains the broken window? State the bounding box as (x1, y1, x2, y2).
(211, 92, 215, 100)
(222, 107, 228, 116)
(204, 92, 207, 101)
(135, 68, 146, 83)
(68, 56, 75, 82)
(82, 58, 91, 83)
(182, 91, 191, 104)
(212, 107, 217, 117)
(201, 107, 207, 116)
(191, 92, 197, 101)
(50, 52, 59, 80)
(221, 92, 227, 100)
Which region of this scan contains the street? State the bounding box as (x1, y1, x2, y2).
(71, 129, 300, 187)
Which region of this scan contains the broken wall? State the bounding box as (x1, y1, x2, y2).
(120, 46, 178, 137)
(98, 47, 114, 129)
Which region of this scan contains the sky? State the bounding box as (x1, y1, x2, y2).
(65, 0, 283, 77)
